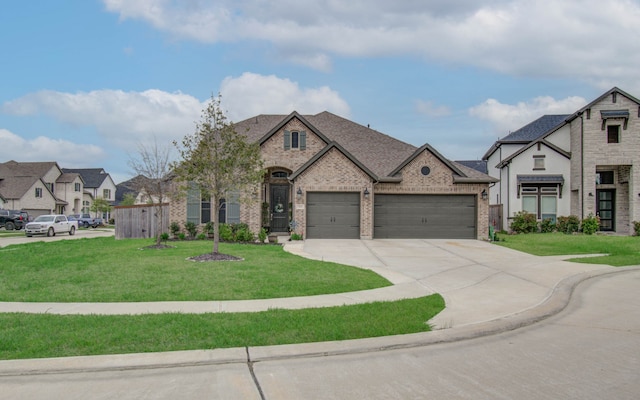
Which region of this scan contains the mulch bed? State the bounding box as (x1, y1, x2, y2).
(188, 253, 243, 262)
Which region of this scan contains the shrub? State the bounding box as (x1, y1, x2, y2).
(169, 221, 181, 237)
(184, 221, 198, 239)
(219, 224, 233, 241)
(204, 221, 214, 235)
(258, 227, 268, 243)
(540, 218, 555, 233)
(634, 221, 640, 236)
(557, 215, 580, 234)
(510, 211, 538, 234)
(581, 213, 600, 235)
(177, 232, 186, 240)
(196, 233, 207, 240)
(235, 225, 254, 242)
(160, 232, 169, 242)
(290, 232, 304, 240)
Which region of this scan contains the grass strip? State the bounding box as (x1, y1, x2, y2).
(0, 238, 391, 302)
(495, 232, 640, 266)
(0, 295, 444, 360)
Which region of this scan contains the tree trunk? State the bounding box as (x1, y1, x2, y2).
(212, 194, 220, 254)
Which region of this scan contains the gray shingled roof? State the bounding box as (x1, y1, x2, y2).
(61, 168, 108, 188)
(499, 114, 570, 142)
(455, 160, 488, 174)
(235, 111, 420, 178)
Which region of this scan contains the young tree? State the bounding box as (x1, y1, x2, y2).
(128, 138, 174, 246)
(173, 95, 264, 256)
(90, 197, 111, 219)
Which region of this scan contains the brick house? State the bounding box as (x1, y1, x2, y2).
(170, 111, 497, 239)
(484, 87, 640, 235)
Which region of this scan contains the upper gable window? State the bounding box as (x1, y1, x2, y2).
(533, 155, 545, 170)
(272, 171, 288, 178)
(284, 130, 306, 150)
(607, 125, 620, 143)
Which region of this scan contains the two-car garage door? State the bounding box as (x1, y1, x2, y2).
(306, 192, 477, 239)
(374, 194, 477, 239)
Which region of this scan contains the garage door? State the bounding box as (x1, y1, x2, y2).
(307, 192, 360, 239)
(374, 194, 476, 239)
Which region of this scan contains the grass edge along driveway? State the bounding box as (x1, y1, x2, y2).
(0, 237, 445, 359)
(495, 232, 640, 267)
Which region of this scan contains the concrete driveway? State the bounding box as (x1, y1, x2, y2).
(293, 239, 613, 329)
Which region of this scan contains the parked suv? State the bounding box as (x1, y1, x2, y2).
(0, 209, 29, 230)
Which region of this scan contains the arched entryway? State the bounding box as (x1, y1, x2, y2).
(264, 168, 292, 233)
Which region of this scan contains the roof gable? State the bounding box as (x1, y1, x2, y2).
(391, 143, 465, 178)
(497, 139, 571, 169)
(567, 87, 640, 121)
(289, 142, 378, 181)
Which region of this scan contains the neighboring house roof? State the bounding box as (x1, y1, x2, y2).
(236, 111, 496, 183)
(61, 168, 109, 188)
(0, 160, 60, 177)
(566, 86, 640, 122)
(0, 175, 41, 200)
(56, 172, 83, 184)
(454, 160, 488, 174)
(482, 114, 570, 160)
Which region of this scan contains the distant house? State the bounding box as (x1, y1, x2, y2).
(62, 168, 117, 218)
(483, 87, 640, 235)
(0, 161, 84, 217)
(171, 111, 497, 239)
(115, 175, 171, 205)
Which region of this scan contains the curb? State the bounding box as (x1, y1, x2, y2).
(1, 266, 637, 376)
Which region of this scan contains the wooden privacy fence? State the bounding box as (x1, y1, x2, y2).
(114, 203, 169, 239)
(489, 204, 503, 232)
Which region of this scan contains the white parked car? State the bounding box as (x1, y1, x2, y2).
(25, 214, 78, 237)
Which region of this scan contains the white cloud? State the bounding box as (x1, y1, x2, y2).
(103, 0, 640, 90)
(415, 100, 451, 118)
(1, 74, 349, 147)
(469, 95, 587, 134)
(220, 72, 350, 121)
(0, 129, 105, 167)
(2, 89, 205, 149)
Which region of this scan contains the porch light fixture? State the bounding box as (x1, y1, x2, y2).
(296, 187, 303, 197)
(481, 189, 487, 200)
(364, 188, 370, 198)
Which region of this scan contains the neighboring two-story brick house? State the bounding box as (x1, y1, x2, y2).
(170, 111, 497, 239)
(484, 87, 640, 235)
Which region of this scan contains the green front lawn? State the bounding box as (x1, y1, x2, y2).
(495, 232, 640, 266)
(0, 238, 391, 302)
(0, 295, 444, 360)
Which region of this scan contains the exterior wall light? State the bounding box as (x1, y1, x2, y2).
(296, 187, 303, 198)
(364, 188, 370, 198)
(481, 189, 488, 200)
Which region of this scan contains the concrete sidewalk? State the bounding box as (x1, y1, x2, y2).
(0, 238, 614, 330)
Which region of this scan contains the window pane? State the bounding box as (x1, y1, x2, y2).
(522, 196, 537, 214)
(227, 191, 241, 224)
(186, 184, 200, 224)
(541, 196, 556, 222)
(291, 132, 299, 148)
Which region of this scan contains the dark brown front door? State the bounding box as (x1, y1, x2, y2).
(596, 189, 615, 231)
(270, 185, 289, 232)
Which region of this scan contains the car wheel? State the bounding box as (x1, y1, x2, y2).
(83, 221, 89, 228)
(5, 222, 14, 231)
(69, 226, 76, 236)
(47, 227, 55, 237)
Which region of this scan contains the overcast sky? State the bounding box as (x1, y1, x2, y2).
(2, 0, 640, 183)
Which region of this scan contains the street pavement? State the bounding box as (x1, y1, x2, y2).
(0, 236, 638, 399)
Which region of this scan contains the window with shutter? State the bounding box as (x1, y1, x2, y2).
(284, 130, 291, 150)
(300, 131, 306, 150)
